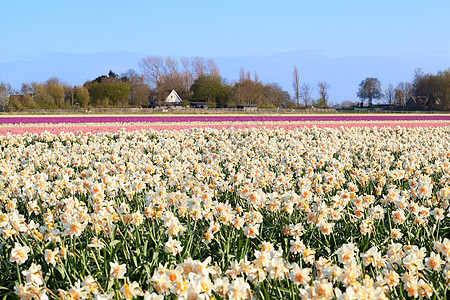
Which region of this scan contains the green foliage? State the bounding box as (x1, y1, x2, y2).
(85, 82, 103, 107)
(191, 74, 231, 108)
(6, 60, 450, 111)
(121, 70, 151, 107)
(181, 98, 190, 107)
(0, 82, 12, 108)
(313, 82, 330, 108)
(6, 96, 23, 111)
(229, 78, 265, 107)
(32, 83, 56, 109)
(413, 68, 450, 110)
(21, 94, 37, 109)
(74, 86, 90, 108)
(46, 80, 65, 109)
(84, 72, 132, 107)
(312, 97, 329, 108)
(103, 82, 131, 107)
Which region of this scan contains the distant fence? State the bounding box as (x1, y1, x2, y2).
(1, 107, 447, 115)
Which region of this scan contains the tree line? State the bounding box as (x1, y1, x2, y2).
(0, 56, 331, 111)
(0, 57, 292, 111)
(355, 68, 450, 110)
(0, 57, 449, 111)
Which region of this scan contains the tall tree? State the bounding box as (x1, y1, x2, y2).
(357, 77, 382, 107)
(397, 82, 413, 106)
(74, 86, 90, 108)
(412, 68, 437, 108)
(21, 83, 33, 95)
(32, 82, 55, 109)
(394, 88, 405, 106)
(191, 57, 219, 78)
(140, 56, 220, 106)
(139, 56, 165, 89)
(300, 83, 313, 108)
(46, 78, 65, 108)
(437, 69, 450, 110)
(230, 77, 265, 107)
(264, 83, 293, 108)
(384, 83, 395, 105)
(121, 69, 151, 107)
(22, 94, 36, 109)
(292, 66, 300, 107)
(314, 82, 330, 108)
(0, 82, 13, 108)
(180, 57, 194, 94)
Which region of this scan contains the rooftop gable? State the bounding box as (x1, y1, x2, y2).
(165, 90, 182, 103)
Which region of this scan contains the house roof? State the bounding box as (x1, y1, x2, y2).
(149, 89, 182, 104)
(165, 90, 182, 103)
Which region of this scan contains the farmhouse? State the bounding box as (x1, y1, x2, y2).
(406, 96, 429, 110)
(149, 89, 183, 107)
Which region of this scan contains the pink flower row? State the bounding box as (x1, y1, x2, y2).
(1, 122, 449, 135)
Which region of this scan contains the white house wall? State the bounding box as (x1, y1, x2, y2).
(165, 90, 182, 103)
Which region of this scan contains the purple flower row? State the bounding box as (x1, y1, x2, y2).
(1, 115, 450, 124)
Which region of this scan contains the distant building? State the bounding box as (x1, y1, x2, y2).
(406, 96, 428, 110)
(149, 89, 182, 107)
(237, 104, 257, 111)
(165, 90, 183, 104)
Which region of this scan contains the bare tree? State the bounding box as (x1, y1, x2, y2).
(239, 67, 245, 82)
(165, 57, 179, 76)
(263, 83, 292, 108)
(192, 57, 206, 78)
(254, 71, 259, 83)
(300, 83, 313, 107)
(140, 55, 220, 106)
(318, 82, 329, 100)
(397, 82, 413, 105)
(180, 57, 194, 98)
(206, 58, 220, 76)
(139, 56, 165, 88)
(384, 83, 395, 105)
(139, 56, 167, 106)
(314, 82, 330, 108)
(292, 66, 300, 107)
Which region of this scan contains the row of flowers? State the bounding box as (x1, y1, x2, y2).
(1, 120, 449, 128)
(0, 121, 449, 136)
(1, 126, 450, 299)
(0, 114, 449, 125)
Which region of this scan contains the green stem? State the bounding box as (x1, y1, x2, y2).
(16, 264, 22, 285)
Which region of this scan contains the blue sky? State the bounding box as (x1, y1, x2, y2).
(1, 0, 450, 104)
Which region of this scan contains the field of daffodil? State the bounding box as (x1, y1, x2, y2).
(1, 123, 450, 299)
